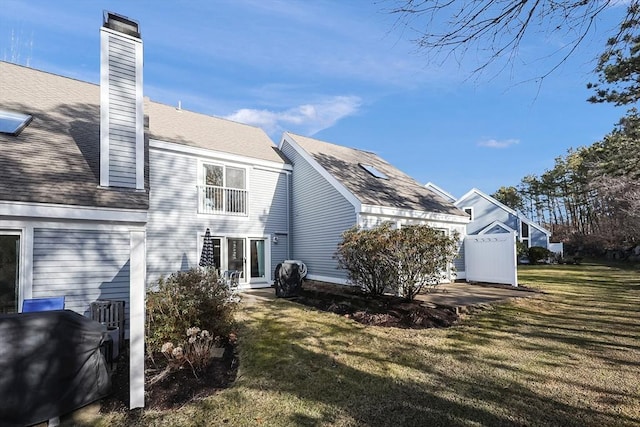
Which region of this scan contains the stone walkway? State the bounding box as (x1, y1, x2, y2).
(415, 282, 538, 310)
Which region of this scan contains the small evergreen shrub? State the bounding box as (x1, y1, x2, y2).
(335, 223, 397, 296)
(528, 246, 553, 264)
(391, 225, 459, 300)
(335, 223, 460, 301)
(146, 268, 237, 352)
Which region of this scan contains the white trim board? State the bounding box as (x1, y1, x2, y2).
(478, 220, 513, 234)
(0, 201, 147, 223)
(360, 204, 469, 225)
(279, 133, 362, 211)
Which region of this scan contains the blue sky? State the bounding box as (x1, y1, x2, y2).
(0, 0, 629, 197)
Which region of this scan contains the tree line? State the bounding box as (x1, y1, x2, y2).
(493, 119, 639, 252)
(491, 5, 640, 252)
(390, 1, 640, 252)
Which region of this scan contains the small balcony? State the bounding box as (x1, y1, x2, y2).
(198, 185, 248, 216)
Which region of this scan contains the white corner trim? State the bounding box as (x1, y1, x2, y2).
(129, 230, 146, 409)
(462, 206, 474, 221)
(135, 40, 144, 190)
(99, 29, 110, 188)
(279, 133, 361, 211)
(0, 201, 148, 223)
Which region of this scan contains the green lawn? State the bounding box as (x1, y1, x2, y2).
(91, 262, 640, 426)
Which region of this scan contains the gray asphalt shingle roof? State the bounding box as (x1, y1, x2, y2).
(286, 132, 468, 217)
(146, 101, 287, 164)
(0, 61, 148, 210)
(0, 61, 285, 210)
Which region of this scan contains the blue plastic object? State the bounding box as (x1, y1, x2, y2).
(22, 297, 65, 312)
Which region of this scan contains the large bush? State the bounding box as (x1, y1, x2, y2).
(146, 268, 237, 352)
(528, 246, 553, 264)
(391, 225, 460, 300)
(335, 223, 460, 301)
(335, 223, 396, 296)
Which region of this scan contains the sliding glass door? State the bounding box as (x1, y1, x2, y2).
(227, 238, 245, 274)
(0, 234, 20, 314)
(250, 239, 266, 280)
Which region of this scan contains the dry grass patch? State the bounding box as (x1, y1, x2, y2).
(83, 262, 639, 426)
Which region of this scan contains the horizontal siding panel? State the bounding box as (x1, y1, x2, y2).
(109, 85, 136, 97)
(109, 150, 137, 161)
(108, 65, 135, 78)
(109, 45, 136, 57)
(110, 158, 136, 167)
(110, 165, 136, 176)
(110, 178, 136, 187)
(108, 123, 136, 134)
(109, 139, 136, 150)
(108, 127, 136, 138)
(108, 36, 136, 51)
(108, 78, 136, 90)
(146, 149, 289, 284)
(32, 228, 131, 331)
(109, 113, 136, 125)
(281, 141, 355, 282)
(110, 142, 136, 151)
(109, 53, 136, 66)
(108, 99, 136, 111)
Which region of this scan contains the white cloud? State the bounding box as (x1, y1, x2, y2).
(224, 96, 362, 137)
(477, 138, 520, 149)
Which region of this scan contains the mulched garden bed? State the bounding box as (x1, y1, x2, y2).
(289, 280, 460, 329)
(99, 340, 239, 412)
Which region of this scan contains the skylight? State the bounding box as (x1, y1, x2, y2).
(359, 163, 389, 180)
(0, 109, 33, 136)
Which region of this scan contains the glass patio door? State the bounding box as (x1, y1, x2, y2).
(227, 238, 245, 280)
(0, 234, 20, 314)
(249, 239, 266, 280)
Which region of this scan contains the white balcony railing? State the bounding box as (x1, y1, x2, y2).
(198, 185, 248, 216)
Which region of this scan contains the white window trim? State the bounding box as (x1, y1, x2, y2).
(463, 207, 474, 221)
(520, 221, 530, 247)
(197, 160, 251, 218)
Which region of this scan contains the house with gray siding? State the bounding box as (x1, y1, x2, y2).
(279, 132, 469, 284)
(145, 101, 291, 289)
(0, 13, 147, 408)
(0, 12, 290, 410)
(455, 187, 552, 249)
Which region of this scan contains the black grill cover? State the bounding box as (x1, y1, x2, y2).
(0, 310, 111, 426)
(274, 261, 303, 297)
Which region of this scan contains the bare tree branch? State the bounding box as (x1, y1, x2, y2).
(384, 0, 626, 79)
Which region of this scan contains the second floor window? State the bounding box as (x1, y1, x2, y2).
(200, 163, 247, 215)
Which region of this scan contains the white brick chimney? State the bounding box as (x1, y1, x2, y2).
(100, 12, 144, 190)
